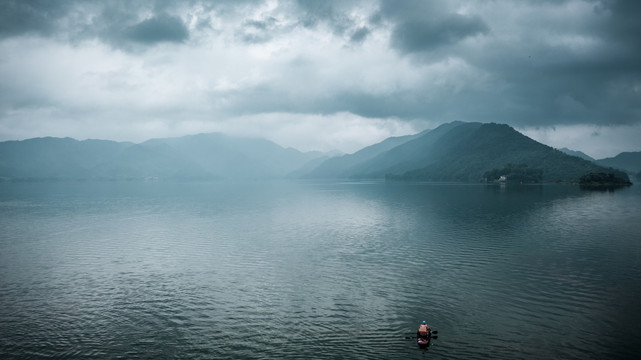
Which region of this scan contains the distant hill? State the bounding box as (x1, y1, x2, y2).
(595, 152, 641, 173)
(302, 122, 630, 183)
(302, 130, 427, 178)
(0, 134, 326, 181)
(0, 137, 133, 180)
(2, 125, 634, 183)
(559, 148, 595, 161)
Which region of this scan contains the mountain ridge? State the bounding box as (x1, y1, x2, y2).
(0, 133, 327, 181)
(594, 152, 641, 174)
(0, 124, 635, 184)
(301, 122, 631, 184)
(559, 147, 595, 161)
(302, 130, 428, 178)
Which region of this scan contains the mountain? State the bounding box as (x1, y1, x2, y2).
(0, 137, 133, 180)
(302, 128, 432, 178)
(302, 122, 630, 183)
(2, 125, 633, 183)
(347, 121, 484, 179)
(559, 147, 595, 161)
(0, 134, 326, 181)
(139, 133, 323, 179)
(595, 152, 641, 173)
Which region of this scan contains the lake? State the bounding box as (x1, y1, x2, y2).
(1, 180, 640, 359)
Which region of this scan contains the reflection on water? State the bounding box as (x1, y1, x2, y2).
(1, 181, 640, 359)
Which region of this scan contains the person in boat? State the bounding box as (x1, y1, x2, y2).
(417, 320, 431, 338)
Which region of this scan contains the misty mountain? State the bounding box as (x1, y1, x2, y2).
(0, 134, 326, 181)
(0, 137, 133, 180)
(559, 147, 595, 161)
(140, 133, 323, 179)
(302, 122, 630, 183)
(1, 124, 633, 183)
(594, 152, 641, 174)
(302, 128, 434, 178)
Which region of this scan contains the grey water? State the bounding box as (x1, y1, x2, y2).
(1, 181, 640, 359)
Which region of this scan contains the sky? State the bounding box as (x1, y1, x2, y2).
(1, 0, 640, 158)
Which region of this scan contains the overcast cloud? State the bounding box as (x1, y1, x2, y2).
(0, 0, 639, 157)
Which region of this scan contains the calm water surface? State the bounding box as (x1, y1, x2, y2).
(1, 181, 640, 359)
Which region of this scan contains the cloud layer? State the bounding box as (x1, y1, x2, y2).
(0, 0, 639, 156)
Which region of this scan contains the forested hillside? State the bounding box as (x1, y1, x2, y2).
(303, 122, 630, 183)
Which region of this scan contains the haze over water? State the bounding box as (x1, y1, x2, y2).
(1, 181, 640, 359)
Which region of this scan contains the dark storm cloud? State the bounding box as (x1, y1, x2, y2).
(294, 0, 368, 36)
(237, 17, 280, 44)
(482, 0, 641, 127)
(376, 0, 490, 55)
(0, 0, 190, 49)
(390, 14, 489, 53)
(122, 14, 189, 44)
(244, 18, 278, 31)
(87, 3, 191, 50)
(295, 0, 338, 29)
(361, 0, 641, 128)
(598, 0, 641, 44)
(349, 27, 370, 44)
(0, 0, 71, 38)
(592, 0, 641, 76)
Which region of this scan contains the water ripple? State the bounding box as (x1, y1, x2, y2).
(1, 182, 641, 359)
